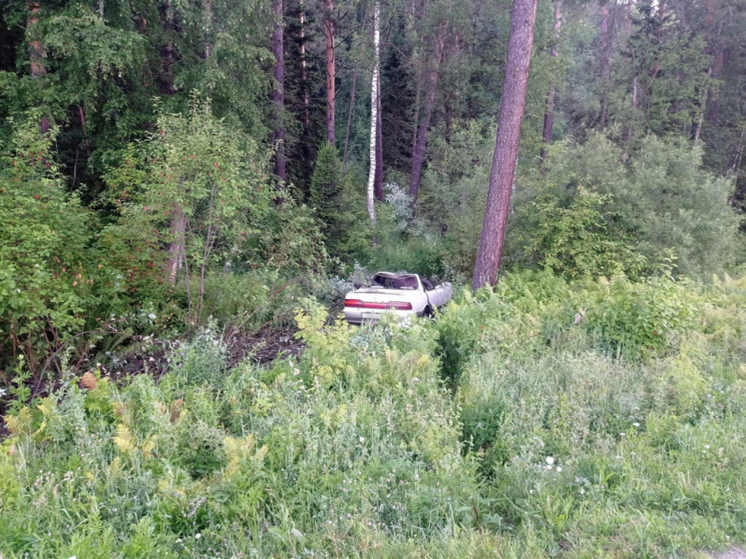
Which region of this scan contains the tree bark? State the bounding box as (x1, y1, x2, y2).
(409, 24, 446, 207)
(160, 0, 177, 95)
(729, 128, 745, 180)
(472, 0, 538, 290)
(540, 0, 562, 166)
(167, 203, 186, 284)
(599, 0, 616, 129)
(626, 0, 632, 37)
(411, 72, 422, 161)
(375, 69, 384, 201)
(204, 0, 213, 59)
(367, 0, 380, 225)
(26, 1, 49, 134)
(706, 45, 724, 126)
(300, 0, 310, 128)
(342, 68, 358, 174)
(272, 0, 286, 183)
(324, 0, 336, 145)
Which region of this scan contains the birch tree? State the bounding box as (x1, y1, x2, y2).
(367, 0, 380, 225)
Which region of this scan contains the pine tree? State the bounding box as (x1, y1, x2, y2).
(310, 143, 343, 247)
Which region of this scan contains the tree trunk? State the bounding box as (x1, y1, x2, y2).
(367, 0, 380, 225)
(540, 0, 562, 166)
(167, 203, 186, 284)
(411, 73, 421, 161)
(272, 0, 286, 183)
(444, 97, 453, 144)
(626, 0, 632, 37)
(693, 63, 712, 142)
(26, 1, 49, 134)
(375, 71, 384, 201)
(342, 68, 358, 174)
(160, 0, 176, 95)
(300, 0, 310, 128)
(729, 128, 745, 180)
(204, 0, 213, 59)
(324, 0, 336, 145)
(409, 24, 446, 207)
(472, 0, 538, 290)
(599, 0, 616, 129)
(707, 46, 724, 126)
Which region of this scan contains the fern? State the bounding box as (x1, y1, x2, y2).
(4, 406, 33, 436)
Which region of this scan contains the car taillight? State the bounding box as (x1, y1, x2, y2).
(344, 300, 412, 310)
(386, 301, 412, 310)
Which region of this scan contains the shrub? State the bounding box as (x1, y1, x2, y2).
(309, 143, 344, 251)
(0, 118, 133, 380)
(583, 275, 699, 356)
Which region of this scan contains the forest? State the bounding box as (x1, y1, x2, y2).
(1, 0, 746, 556)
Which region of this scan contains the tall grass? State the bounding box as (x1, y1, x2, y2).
(3, 272, 746, 556)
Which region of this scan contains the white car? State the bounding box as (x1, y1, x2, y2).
(343, 272, 453, 324)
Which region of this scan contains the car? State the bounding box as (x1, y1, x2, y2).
(343, 272, 453, 324)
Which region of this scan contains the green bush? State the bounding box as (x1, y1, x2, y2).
(583, 275, 699, 356)
(0, 118, 134, 378)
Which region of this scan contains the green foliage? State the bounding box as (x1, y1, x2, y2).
(506, 134, 742, 279)
(309, 143, 344, 251)
(619, 136, 741, 278)
(584, 275, 699, 356)
(0, 117, 127, 375)
(104, 96, 274, 325)
(525, 189, 647, 279)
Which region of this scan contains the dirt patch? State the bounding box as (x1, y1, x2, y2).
(0, 324, 304, 442)
(225, 322, 304, 368)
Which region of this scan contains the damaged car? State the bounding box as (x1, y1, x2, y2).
(343, 272, 453, 324)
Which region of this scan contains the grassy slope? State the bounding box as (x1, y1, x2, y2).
(2, 272, 746, 558)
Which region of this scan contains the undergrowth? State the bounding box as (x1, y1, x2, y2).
(3, 271, 746, 557)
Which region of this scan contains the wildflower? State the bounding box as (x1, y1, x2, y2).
(546, 456, 555, 465)
(195, 533, 201, 540)
(556, 467, 562, 472)
(632, 422, 640, 427)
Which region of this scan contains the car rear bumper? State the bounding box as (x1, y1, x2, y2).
(343, 308, 420, 324)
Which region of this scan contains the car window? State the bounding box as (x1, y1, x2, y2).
(371, 274, 418, 290)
